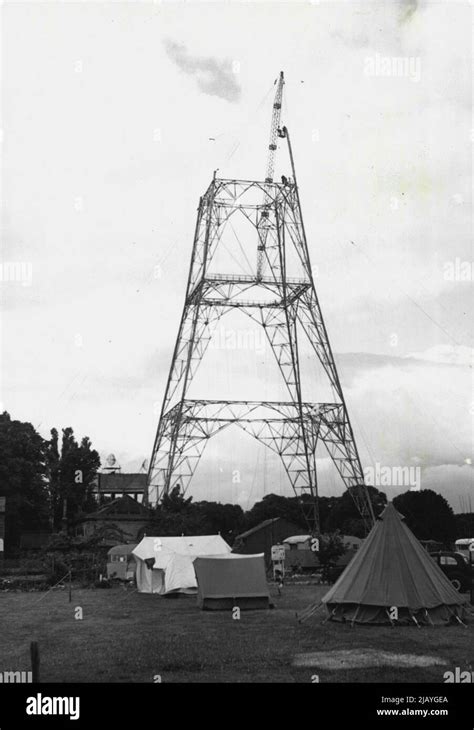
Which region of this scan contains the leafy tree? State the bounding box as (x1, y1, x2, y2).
(46, 428, 60, 529)
(318, 496, 341, 532)
(147, 485, 206, 536)
(318, 532, 346, 566)
(0, 411, 49, 550)
(393, 489, 455, 543)
(80, 523, 131, 549)
(46, 427, 100, 531)
(194, 501, 244, 544)
(324, 486, 387, 538)
(243, 493, 307, 530)
(243, 490, 385, 538)
(72, 435, 100, 514)
(160, 484, 193, 513)
(453, 513, 474, 538)
(148, 508, 207, 537)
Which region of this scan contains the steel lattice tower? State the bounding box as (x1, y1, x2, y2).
(146, 73, 375, 535)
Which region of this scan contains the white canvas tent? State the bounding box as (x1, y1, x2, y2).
(132, 535, 231, 595)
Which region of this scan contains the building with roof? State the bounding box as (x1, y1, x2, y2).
(74, 494, 153, 546)
(232, 517, 303, 567)
(92, 473, 147, 503)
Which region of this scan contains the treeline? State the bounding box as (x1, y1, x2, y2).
(0, 412, 99, 548)
(151, 484, 463, 546)
(0, 411, 470, 550)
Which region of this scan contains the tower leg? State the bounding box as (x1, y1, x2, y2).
(147, 303, 222, 501)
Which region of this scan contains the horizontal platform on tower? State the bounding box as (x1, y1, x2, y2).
(205, 273, 310, 286)
(187, 274, 312, 307)
(164, 398, 343, 421)
(198, 297, 288, 308)
(203, 177, 296, 205)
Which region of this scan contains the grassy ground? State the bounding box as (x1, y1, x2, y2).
(1, 584, 472, 683)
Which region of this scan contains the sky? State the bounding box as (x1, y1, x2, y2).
(1, 0, 473, 513)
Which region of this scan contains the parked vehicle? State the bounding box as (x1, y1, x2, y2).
(282, 534, 361, 574)
(430, 551, 473, 593)
(454, 538, 474, 562)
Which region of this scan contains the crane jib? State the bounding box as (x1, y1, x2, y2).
(257, 71, 285, 279)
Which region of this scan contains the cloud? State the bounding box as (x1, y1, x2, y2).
(164, 40, 241, 102)
(405, 345, 474, 367)
(420, 464, 474, 509)
(341, 354, 472, 469)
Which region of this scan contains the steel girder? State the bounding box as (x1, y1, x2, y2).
(148, 400, 354, 523)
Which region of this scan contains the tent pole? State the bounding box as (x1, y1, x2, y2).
(446, 606, 467, 628)
(350, 605, 361, 628)
(297, 602, 323, 624)
(322, 607, 337, 625)
(296, 603, 315, 623)
(424, 609, 434, 627)
(306, 603, 323, 620)
(410, 613, 421, 629)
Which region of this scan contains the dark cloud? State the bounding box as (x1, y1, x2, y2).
(164, 40, 241, 103)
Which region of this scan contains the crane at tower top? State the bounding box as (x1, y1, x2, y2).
(256, 71, 285, 280)
(265, 71, 285, 184)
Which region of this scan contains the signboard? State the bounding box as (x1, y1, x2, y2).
(271, 545, 286, 562)
(469, 542, 474, 552)
(310, 537, 320, 553)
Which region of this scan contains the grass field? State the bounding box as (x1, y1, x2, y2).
(1, 585, 473, 683)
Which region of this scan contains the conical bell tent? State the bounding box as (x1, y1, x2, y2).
(301, 503, 470, 626)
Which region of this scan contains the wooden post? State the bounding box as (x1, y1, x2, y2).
(470, 549, 473, 606)
(30, 641, 40, 683)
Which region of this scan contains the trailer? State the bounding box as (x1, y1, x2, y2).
(455, 538, 474, 561)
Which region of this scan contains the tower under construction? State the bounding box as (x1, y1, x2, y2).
(147, 72, 375, 535)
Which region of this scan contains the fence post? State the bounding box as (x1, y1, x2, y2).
(30, 641, 40, 683)
(470, 549, 473, 606)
